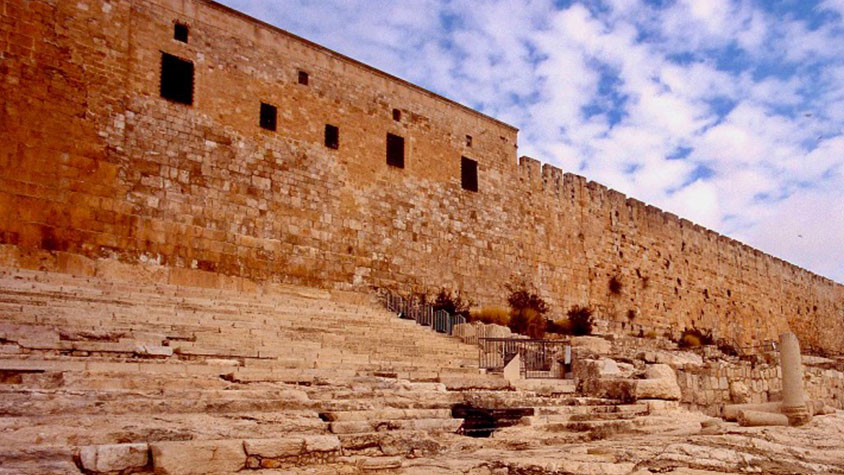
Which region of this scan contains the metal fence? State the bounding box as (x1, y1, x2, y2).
(479, 337, 571, 379)
(379, 290, 466, 335)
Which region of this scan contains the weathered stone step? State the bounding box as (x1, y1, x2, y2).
(144, 435, 342, 474)
(439, 375, 510, 391)
(0, 445, 80, 475)
(329, 417, 462, 434)
(541, 418, 644, 433)
(524, 411, 640, 426)
(320, 408, 451, 422)
(0, 387, 314, 416)
(337, 429, 450, 458)
(0, 411, 327, 448)
(534, 402, 649, 416)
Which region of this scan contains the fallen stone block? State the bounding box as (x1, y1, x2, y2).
(150, 439, 245, 475)
(737, 409, 789, 427)
(78, 443, 149, 473)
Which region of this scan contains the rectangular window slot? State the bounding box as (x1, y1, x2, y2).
(260, 102, 277, 131)
(325, 124, 339, 149)
(466, 135, 473, 147)
(386, 133, 405, 168)
(298, 70, 309, 85)
(392, 108, 401, 121)
(461, 156, 478, 192)
(174, 22, 189, 43)
(160, 52, 194, 105)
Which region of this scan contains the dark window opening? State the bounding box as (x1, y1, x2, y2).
(160, 52, 194, 105)
(466, 135, 473, 147)
(325, 124, 339, 149)
(298, 70, 309, 85)
(259, 102, 277, 131)
(386, 133, 405, 168)
(461, 156, 478, 192)
(392, 108, 401, 121)
(174, 22, 189, 43)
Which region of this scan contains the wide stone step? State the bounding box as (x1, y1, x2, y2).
(329, 417, 462, 434)
(320, 408, 451, 422)
(542, 418, 644, 433)
(337, 429, 450, 458)
(535, 402, 649, 416)
(0, 411, 327, 447)
(0, 387, 313, 416)
(524, 411, 641, 426)
(0, 445, 80, 475)
(145, 435, 342, 474)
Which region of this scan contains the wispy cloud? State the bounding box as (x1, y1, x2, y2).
(218, 0, 844, 283)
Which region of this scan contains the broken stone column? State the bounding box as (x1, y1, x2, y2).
(737, 409, 789, 427)
(779, 332, 812, 426)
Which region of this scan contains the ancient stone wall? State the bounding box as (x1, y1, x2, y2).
(2, 0, 843, 352)
(677, 361, 844, 415)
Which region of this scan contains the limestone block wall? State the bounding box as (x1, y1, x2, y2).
(1, 0, 843, 353)
(677, 362, 844, 415)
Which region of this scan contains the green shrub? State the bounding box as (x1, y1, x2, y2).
(566, 305, 594, 336)
(508, 307, 546, 339)
(469, 306, 510, 326)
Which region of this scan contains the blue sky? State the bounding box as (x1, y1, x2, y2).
(218, 0, 844, 283)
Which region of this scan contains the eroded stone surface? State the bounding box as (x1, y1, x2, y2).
(150, 440, 245, 475)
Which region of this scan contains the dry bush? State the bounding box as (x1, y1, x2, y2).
(546, 318, 572, 335)
(680, 334, 701, 348)
(469, 306, 510, 326)
(508, 308, 546, 339)
(678, 327, 714, 348)
(644, 330, 658, 339)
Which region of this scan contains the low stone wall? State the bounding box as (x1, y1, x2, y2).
(676, 361, 844, 416)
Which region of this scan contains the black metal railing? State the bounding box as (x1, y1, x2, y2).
(379, 289, 466, 335)
(478, 337, 571, 379)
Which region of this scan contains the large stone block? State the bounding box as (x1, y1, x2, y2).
(79, 443, 149, 473)
(636, 377, 681, 401)
(150, 440, 245, 475)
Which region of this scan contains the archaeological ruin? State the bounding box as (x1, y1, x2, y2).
(1, 0, 844, 473)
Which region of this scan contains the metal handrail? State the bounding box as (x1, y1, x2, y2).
(378, 289, 465, 336)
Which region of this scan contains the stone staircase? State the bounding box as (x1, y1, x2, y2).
(0, 267, 675, 473)
(0, 267, 488, 473)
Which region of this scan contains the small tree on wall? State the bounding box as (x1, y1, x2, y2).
(609, 275, 623, 295)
